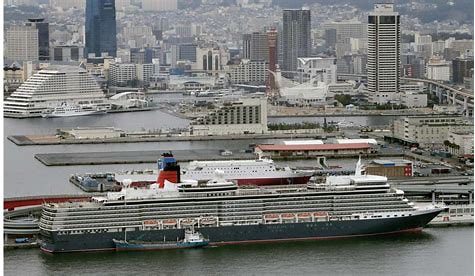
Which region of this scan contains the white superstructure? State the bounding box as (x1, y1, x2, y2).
(4, 65, 109, 118)
(42, 103, 108, 118)
(114, 158, 312, 185)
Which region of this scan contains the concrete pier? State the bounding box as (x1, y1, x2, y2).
(35, 149, 255, 166)
(9, 132, 334, 146)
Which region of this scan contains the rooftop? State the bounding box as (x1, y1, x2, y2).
(256, 143, 371, 151)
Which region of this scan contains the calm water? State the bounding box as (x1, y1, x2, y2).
(4, 110, 395, 198)
(4, 109, 473, 275)
(4, 227, 473, 276)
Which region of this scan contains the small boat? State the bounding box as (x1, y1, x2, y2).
(113, 229, 209, 251)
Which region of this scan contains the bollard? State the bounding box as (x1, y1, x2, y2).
(432, 190, 436, 205)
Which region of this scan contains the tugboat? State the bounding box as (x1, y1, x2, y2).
(113, 228, 209, 251)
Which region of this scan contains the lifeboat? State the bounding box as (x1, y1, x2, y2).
(180, 218, 196, 227)
(143, 220, 158, 226)
(313, 211, 328, 217)
(264, 214, 279, 221)
(162, 219, 177, 226)
(200, 217, 217, 225)
(297, 212, 311, 220)
(281, 213, 295, 220)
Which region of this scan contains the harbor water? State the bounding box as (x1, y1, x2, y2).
(4, 227, 473, 275)
(4, 110, 473, 275)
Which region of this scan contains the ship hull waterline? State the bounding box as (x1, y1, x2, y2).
(40, 209, 441, 253)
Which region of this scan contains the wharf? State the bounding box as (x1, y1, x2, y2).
(9, 132, 332, 146)
(35, 150, 402, 166)
(35, 149, 255, 166)
(107, 106, 159, 113)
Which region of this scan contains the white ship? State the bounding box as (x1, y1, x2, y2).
(42, 103, 108, 118)
(113, 157, 312, 186)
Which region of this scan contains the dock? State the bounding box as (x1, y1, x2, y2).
(9, 132, 331, 146)
(35, 149, 255, 166)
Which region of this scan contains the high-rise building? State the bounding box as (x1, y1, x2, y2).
(250, 32, 269, 62)
(426, 56, 451, 82)
(178, 44, 197, 62)
(242, 34, 252, 59)
(267, 28, 278, 92)
(85, 0, 117, 58)
(5, 25, 39, 62)
(323, 20, 367, 58)
(26, 18, 49, 61)
(452, 57, 474, 84)
(242, 32, 269, 61)
(282, 9, 311, 74)
(51, 45, 84, 61)
(324, 28, 337, 49)
(367, 3, 401, 104)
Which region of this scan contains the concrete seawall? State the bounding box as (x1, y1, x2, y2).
(34, 150, 403, 166)
(9, 132, 333, 146)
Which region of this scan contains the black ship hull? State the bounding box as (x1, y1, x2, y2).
(40, 209, 442, 253)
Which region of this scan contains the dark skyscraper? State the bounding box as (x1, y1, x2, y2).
(452, 57, 474, 84)
(26, 18, 49, 61)
(85, 0, 117, 58)
(242, 34, 251, 59)
(282, 9, 311, 74)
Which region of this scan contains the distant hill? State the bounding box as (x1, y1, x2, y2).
(272, 0, 473, 24)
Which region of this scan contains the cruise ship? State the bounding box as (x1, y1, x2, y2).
(39, 155, 445, 253)
(4, 65, 109, 118)
(42, 103, 108, 118)
(113, 157, 312, 186)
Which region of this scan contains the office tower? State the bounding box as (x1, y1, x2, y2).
(324, 28, 336, 49)
(51, 45, 84, 61)
(5, 25, 39, 61)
(242, 34, 252, 59)
(267, 28, 278, 92)
(282, 9, 311, 74)
(26, 18, 49, 61)
(323, 21, 367, 57)
(452, 57, 474, 84)
(85, 0, 117, 58)
(367, 3, 400, 104)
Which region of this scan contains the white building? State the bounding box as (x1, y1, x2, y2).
(279, 81, 328, 107)
(142, 0, 177, 11)
(426, 56, 451, 82)
(168, 74, 218, 90)
(136, 63, 154, 85)
(5, 25, 39, 62)
(228, 59, 268, 85)
(4, 66, 108, 117)
(297, 57, 337, 85)
(190, 97, 268, 136)
(109, 63, 137, 86)
(367, 3, 400, 104)
(393, 115, 473, 147)
(193, 46, 229, 73)
(399, 91, 427, 108)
